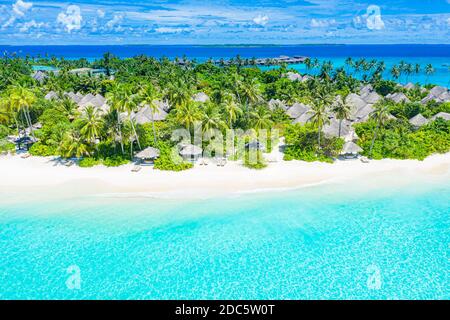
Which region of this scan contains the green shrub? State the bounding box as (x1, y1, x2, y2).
(153, 142, 193, 171)
(29, 142, 57, 156)
(0, 139, 15, 153)
(103, 156, 129, 167)
(0, 125, 10, 139)
(79, 157, 102, 168)
(243, 150, 267, 169)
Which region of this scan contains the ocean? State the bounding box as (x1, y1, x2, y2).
(0, 176, 449, 299)
(2, 44, 449, 87)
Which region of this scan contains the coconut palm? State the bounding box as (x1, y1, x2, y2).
(309, 85, 333, 149)
(9, 85, 36, 139)
(345, 57, 353, 75)
(106, 83, 125, 153)
(175, 100, 203, 136)
(332, 98, 352, 138)
(59, 130, 89, 159)
(221, 95, 242, 130)
(425, 64, 435, 84)
(79, 105, 103, 150)
(201, 102, 225, 136)
(369, 102, 391, 158)
(139, 83, 161, 145)
(250, 106, 273, 132)
(240, 78, 262, 120)
(119, 85, 141, 150)
(390, 65, 400, 81)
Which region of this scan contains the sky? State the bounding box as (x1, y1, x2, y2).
(0, 0, 449, 45)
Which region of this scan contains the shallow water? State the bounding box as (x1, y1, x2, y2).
(0, 175, 449, 300)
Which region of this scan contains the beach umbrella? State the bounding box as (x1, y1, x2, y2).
(135, 147, 160, 160)
(179, 144, 203, 157)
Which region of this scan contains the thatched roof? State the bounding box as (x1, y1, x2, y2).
(32, 71, 47, 82)
(409, 114, 428, 127)
(322, 119, 352, 138)
(286, 103, 311, 119)
(359, 84, 373, 96)
(404, 82, 416, 90)
(346, 93, 367, 119)
(78, 93, 96, 107)
(285, 72, 302, 81)
(135, 147, 160, 160)
(354, 104, 374, 122)
(45, 91, 58, 100)
(361, 91, 381, 104)
(192, 92, 209, 103)
(431, 112, 450, 121)
(292, 110, 314, 124)
(340, 141, 363, 155)
(386, 92, 410, 103)
(132, 103, 168, 124)
(430, 86, 448, 97)
(422, 86, 450, 104)
(179, 144, 203, 156)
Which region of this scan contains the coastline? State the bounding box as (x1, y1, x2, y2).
(0, 153, 449, 200)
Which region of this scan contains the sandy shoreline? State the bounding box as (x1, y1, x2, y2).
(0, 153, 449, 199)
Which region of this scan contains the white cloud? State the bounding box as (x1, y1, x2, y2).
(155, 27, 190, 34)
(57, 5, 82, 33)
(13, 0, 32, 17)
(447, 17, 450, 26)
(310, 18, 335, 28)
(2, 0, 33, 29)
(105, 14, 123, 30)
(97, 9, 105, 18)
(19, 19, 45, 32)
(253, 14, 269, 26)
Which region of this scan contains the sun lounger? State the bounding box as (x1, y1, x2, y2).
(360, 156, 370, 164)
(132, 165, 142, 172)
(65, 160, 74, 167)
(21, 153, 31, 159)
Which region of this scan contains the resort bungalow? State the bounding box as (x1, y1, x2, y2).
(192, 92, 209, 103)
(430, 112, 450, 121)
(132, 103, 169, 125)
(386, 92, 410, 104)
(179, 144, 203, 162)
(135, 147, 160, 164)
(409, 114, 429, 129)
(340, 141, 363, 159)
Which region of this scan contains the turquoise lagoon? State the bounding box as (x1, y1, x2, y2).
(0, 175, 449, 300)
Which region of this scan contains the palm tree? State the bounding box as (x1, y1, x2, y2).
(332, 98, 351, 138)
(139, 83, 161, 145)
(425, 64, 435, 84)
(308, 83, 333, 149)
(119, 85, 141, 150)
(390, 65, 400, 81)
(59, 130, 89, 158)
(240, 78, 262, 120)
(201, 103, 225, 136)
(250, 106, 272, 132)
(175, 100, 203, 139)
(9, 85, 36, 139)
(369, 102, 391, 158)
(345, 57, 353, 75)
(221, 96, 242, 130)
(79, 106, 103, 151)
(106, 83, 125, 153)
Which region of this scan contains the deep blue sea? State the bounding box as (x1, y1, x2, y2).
(2, 44, 449, 86)
(0, 175, 449, 300)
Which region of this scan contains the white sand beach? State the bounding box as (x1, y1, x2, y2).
(0, 153, 449, 199)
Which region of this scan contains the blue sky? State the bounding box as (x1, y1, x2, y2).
(0, 0, 449, 44)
